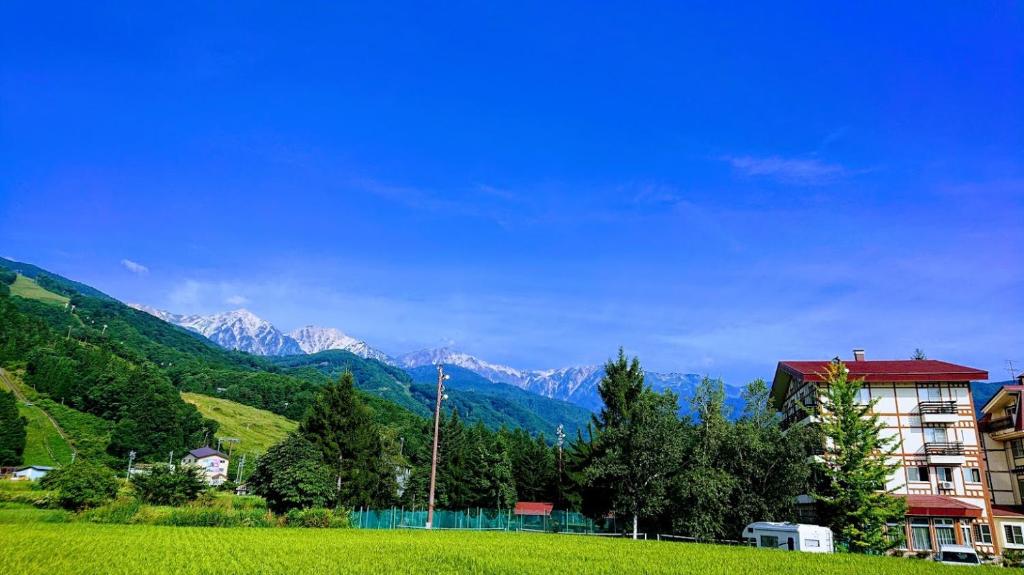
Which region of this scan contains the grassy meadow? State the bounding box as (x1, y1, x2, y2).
(17, 403, 73, 466)
(8, 275, 69, 306)
(181, 392, 297, 454)
(0, 509, 981, 575)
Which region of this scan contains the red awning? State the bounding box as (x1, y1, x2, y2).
(992, 505, 1024, 518)
(903, 495, 982, 518)
(514, 501, 554, 516)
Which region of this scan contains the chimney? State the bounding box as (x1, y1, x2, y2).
(853, 349, 865, 362)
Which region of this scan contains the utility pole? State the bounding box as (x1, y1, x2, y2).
(126, 450, 136, 480)
(426, 364, 449, 530)
(168, 451, 174, 466)
(556, 424, 565, 508)
(236, 453, 248, 483)
(101, 324, 108, 335)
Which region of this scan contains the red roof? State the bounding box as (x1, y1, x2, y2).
(992, 505, 1024, 518)
(514, 501, 554, 516)
(777, 360, 987, 383)
(901, 495, 982, 518)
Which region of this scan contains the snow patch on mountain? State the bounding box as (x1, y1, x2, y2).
(288, 325, 393, 364)
(130, 305, 303, 356)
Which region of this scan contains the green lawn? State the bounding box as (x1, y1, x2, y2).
(17, 403, 73, 467)
(9, 274, 69, 306)
(0, 519, 980, 574)
(182, 392, 297, 455)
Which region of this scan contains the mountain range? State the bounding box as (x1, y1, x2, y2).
(131, 305, 743, 414)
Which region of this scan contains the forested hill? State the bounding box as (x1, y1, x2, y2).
(270, 352, 593, 438)
(405, 364, 593, 438)
(0, 258, 588, 471)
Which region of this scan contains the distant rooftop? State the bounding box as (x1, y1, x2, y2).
(778, 359, 988, 383)
(187, 447, 227, 459)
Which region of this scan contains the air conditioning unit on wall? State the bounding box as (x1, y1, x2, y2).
(939, 481, 955, 490)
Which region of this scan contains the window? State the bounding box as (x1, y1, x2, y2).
(937, 467, 954, 483)
(908, 466, 930, 482)
(925, 427, 948, 443)
(966, 468, 982, 483)
(856, 386, 871, 405)
(911, 519, 932, 551)
(1005, 524, 1024, 547)
(961, 523, 973, 545)
(977, 524, 993, 545)
(1012, 440, 1024, 459)
(924, 387, 943, 402)
(760, 535, 779, 548)
(935, 519, 956, 546)
(805, 539, 820, 548)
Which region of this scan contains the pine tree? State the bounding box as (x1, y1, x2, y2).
(0, 390, 26, 466)
(299, 371, 392, 508)
(813, 361, 907, 553)
(586, 350, 684, 539)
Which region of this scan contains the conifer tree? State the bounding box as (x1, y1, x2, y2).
(299, 371, 393, 507)
(0, 390, 26, 466)
(586, 349, 683, 539)
(813, 361, 907, 553)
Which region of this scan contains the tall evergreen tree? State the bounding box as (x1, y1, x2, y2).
(586, 350, 684, 539)
(813, 361, 907, 553)
(0, 389, 26, 466)
(299, 371, 396, 508)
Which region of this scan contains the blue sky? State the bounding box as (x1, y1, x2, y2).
(1, 2, 1022, 384)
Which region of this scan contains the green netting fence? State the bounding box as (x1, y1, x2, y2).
(350, 507, 603, 533)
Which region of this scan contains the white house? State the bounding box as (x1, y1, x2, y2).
(180, 447, 229, 486)
(13, 465, 53, 481)
(743, 522, 834, 553)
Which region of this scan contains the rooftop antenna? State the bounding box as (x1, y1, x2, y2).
(1008, 360, 1020, 381)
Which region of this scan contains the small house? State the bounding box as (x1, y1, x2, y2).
(181, 447, 229, 486)
(13, 466, 54, 481)
(743, 522, 833, 553)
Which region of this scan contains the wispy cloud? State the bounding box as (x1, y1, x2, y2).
(725, 155, 848, 185)
(225, 294, 249, 306)
(120, 259, 149, 274)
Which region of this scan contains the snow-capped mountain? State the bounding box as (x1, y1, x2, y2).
(129, 305, 393, 362)
(397, 347, 719, 413)
(288, 325, 393, 364)
(130, 305, 304, 356)
(396, 348, 526, 386)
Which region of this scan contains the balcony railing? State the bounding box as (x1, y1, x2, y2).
(780, 398, 819, 429)
(925, 442, 965, 456)
(985, 416, 1016, 433)
(918, 401, 957, 415)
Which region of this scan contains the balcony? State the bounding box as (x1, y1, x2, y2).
(925, 442, 966, 465)
(781, 398, 819, 429)
(985, 415, 1024, 440)
(918, 401, 959, 424)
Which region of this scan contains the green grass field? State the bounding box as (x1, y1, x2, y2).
(9, 274, 69, 306)
(0, 515, 979, 574)
(182, 392, 297, 455)
(18, 403, 73, 466)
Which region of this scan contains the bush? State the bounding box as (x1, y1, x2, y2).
(40, 462, 118, 510)
(80, 497, 141, 523)
(131, 464, 207, 506)
(1004, 549, 1024, 567)
(248, 434, 334, 513)
(285, 507, 350, 528)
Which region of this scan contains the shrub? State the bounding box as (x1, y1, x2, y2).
(40, 461, 118, 510)
(131, 464, 207, 506)
(1004, 549, 1024, 567)
(285, 507, 350, 528)
(80, 497, 141, 523)
(248, 434, 334, 513)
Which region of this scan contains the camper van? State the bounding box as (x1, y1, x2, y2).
(742, 522, 833, 553)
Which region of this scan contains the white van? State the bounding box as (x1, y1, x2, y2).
(937, 545, 980, 566)
(742, 522, 834, 553)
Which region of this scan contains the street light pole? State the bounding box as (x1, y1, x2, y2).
(426, 364, 449, 529)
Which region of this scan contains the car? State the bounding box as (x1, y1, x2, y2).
(936, 544, 980, 566)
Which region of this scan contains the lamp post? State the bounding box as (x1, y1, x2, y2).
(426, 364, 449, 529)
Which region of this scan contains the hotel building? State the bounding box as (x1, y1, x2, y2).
(771, 351, 996, 555)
